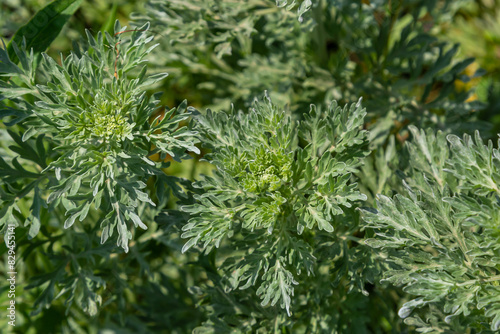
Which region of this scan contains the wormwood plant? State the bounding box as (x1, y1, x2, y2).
(135, 0, 484, 145)
(1, 0, 498, 333)
(173, 95, 399, 333)
(0, 21, 198, 251)
(361, 127, 500, 332)
(182, 94, 369, 315)
(0, 21, 200, 320)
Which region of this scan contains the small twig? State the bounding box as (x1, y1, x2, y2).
(112, 29, 147, 79)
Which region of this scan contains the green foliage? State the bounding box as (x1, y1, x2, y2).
(136, 0, 485, 145)
(275, 0, 313, 21)
(6, 0, 83, 63)
(361, 126, 500, 332)
(1, 0, 499, 333)
(0, 20, 202, 328)
(1, 21, 199, 253)
(180, 94, 379, 329)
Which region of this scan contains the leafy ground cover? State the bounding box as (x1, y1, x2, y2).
(1, 1, 500, 333)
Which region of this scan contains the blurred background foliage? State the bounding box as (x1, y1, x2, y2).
(445, 0, 500, 136)
(1, 0, 500, 333)
(1, 0, 146, 66)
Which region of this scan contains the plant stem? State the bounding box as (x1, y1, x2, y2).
(312, 0, 328, 68)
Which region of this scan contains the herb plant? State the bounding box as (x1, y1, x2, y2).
(361, 126, 500, 332)
(1, 0, 499, 333)
(182, 94, 369, 316)
(1, 21, 198, 252)
(1, 19, 199, 323)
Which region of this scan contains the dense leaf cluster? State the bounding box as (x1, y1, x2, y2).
(0, 22, 201, 320)
(361, 127, 500, 332)
(181, 94, 369, 317)
(0, 22, 198, 253)
(1, 0, 499, 333)
(136, 0, 485, 143)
